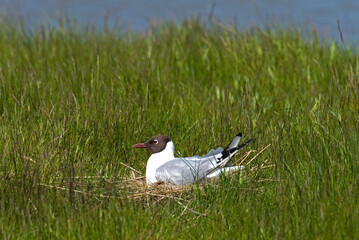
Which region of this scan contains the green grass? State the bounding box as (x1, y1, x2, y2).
(0, 17, 359, 239)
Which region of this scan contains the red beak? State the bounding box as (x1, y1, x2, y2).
(132, 143, 147, 149)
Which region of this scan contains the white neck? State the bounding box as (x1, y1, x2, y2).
(146, 141, 175, 183)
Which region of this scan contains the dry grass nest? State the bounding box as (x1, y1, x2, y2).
(40, 144, 275, 216)
(41, 144, 273, 214)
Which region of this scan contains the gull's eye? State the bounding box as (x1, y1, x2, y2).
(153, 139, 158, 144)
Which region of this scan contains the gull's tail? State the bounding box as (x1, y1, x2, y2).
(205, 132, 254, 177)
(222, 133, 242, 155)
(218, 133, 254, 165)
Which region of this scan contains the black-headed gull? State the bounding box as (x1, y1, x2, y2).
(132, 133, 253, 185)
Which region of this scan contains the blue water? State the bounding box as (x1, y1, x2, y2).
(0, 0, 358, 44)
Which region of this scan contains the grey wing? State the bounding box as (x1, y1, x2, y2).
(203, 147, 224, 157)
(155, 156, 218, 185)
(227, 134, 242, 149)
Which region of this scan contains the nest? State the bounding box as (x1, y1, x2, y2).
(41, 144, 273, 215)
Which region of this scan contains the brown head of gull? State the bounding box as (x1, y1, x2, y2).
(132, 135, 171, 154)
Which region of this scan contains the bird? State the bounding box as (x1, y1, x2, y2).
(132, 133, 253, 185)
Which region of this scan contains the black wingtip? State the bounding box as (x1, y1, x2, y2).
(243, 137, 254, 144)
(233, 137, 254, 152)
(218, 136, 254, 163)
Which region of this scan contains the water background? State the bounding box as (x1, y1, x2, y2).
(0, 0, 358, 45)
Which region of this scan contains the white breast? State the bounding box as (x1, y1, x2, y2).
(146, 141, 175, 184)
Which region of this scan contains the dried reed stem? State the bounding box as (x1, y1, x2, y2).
(246, 144, 271, 165)
(119, 162, 142, 175)
(40, 183, 114, 199)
